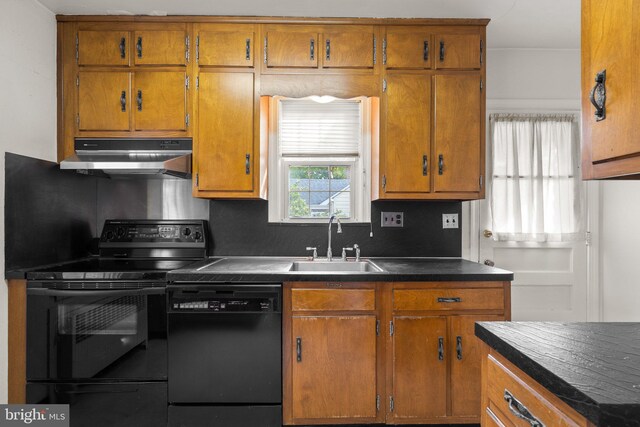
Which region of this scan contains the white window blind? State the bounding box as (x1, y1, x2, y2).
(279, 99, 362, 155)
(489, 114, 584, 242)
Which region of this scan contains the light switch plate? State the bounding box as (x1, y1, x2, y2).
(442, 213, 459, 229)
(381, 212, 404, 227)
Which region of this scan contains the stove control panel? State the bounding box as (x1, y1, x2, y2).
(172, 298, 275, 312)
(100, 220, 206, 244)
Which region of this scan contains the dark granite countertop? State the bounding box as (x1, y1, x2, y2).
(475, 322, 640, 427)
(166, 256, 514, 282)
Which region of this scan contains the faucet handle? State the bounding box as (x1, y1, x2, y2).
(305, 247, 318, 260)
(353, 243, 361, 261)
(341, 246, 354, 261)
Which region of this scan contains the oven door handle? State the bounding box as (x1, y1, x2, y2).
(27, 287, 165, 297)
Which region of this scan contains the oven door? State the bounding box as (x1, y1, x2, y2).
(27, 284, 166, 381)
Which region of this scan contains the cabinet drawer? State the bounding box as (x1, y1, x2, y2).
(291, 289, 375, 311)
(393, 288, 504, 311)
(486, 355, 587, 427)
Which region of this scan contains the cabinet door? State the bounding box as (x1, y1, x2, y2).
(133, 71, 186, 131)
(450, 315, 503, 418)
(391, 316, 447, 420)
(383, 74, 431, 195)
(198, 28, 255, 67)
(78, 72, 130, 131)
(322, 26, 375, 69)
(435, 33, 481, 69)
(133, 30, 187, 66)
(434, 74, 481, 193)
(77, 31, 130, 66)
(385, 27, 432, 69)
(197, 72, 254, 192)
(584, 0, 640, 164)
(291, 315, 377, 421)
(266, 27, 319, 68)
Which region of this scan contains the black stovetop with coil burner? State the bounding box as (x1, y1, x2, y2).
(26, 219, 208, 282)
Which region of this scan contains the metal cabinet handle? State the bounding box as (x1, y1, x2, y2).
(438, 337, 444, 361)
(119, 37, 126, 58)
(439, 40, 445, 61)
(310, 39, 315, 60)
(136, 36, 142, 58)
(504, 390, 545, 427)
(136, 90, 142, 111)
(245, 154, 251, 175)
(120, 91, 126, 112)
(437, 297, 461, 303)
(245, 38, 251, 60)
(589, 69, 606, 121)
(423, 40, 429, 61)
(296, 337, 302, 362)
(438, 154, 444, 175)
(422, 155, 428, 176)
(326, 39, 331, 61)
(456, 336, 463, 360)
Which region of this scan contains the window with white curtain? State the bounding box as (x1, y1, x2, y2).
(489, 114, 584, 242)
(268, 96, 371, 223)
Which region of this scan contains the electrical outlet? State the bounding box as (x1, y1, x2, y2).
(442, 213, 459, 229)
(381, 212, 404, 227)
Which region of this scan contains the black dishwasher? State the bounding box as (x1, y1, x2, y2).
(167, 284, 282, 427)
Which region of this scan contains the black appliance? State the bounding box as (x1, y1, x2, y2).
(26, 220, 208, 427)
(168, 284, 282, 427)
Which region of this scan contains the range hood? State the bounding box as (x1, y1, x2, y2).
(60, 138, 192, 179)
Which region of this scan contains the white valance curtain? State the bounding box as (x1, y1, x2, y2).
(489, 114, 584, 242)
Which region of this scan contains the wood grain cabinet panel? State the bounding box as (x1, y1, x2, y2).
(384, 27, 432, 69)
(78, 71, 130, 131)
(197, 27, 255, 67)
(291, 315, 378, 421)
(196, 72, 255, 192)
(393, 288, 505, 311)
(291, 289, 375, 311)
(133, 30, 187, 66)
(391, 316, 448, 420)
(321, 26, 375, 69)
(134, 71, 186, 131)
(434, 33, 481, 70)
(381, 74, 431, 195)
(265, 27, 319, 68)
(77, 30, 130, 66)
(434, 74, 482, 193)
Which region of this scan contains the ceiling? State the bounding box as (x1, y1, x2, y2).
(37, 0, 580, 49)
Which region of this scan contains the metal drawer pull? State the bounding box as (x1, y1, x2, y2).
(423, 40, 429, 61)
(589, 69, 606, 121)
(136, 36, 142, 58)
(326, 39, 331, 60)
(120, 91, 126, 112)
(119, 37, 126, 58)
(438, 154, 444, 175)
(136, 90, 142, 111)
(439, 40, 445, 61)
(438, 337, 444, 361)
(310, 39, 315, 60)
(245, 154, 251, 175)
(456, 336, 462, 360)
(422, 155, 428, 176)
(296, 337, 302, 362)
(437, 297, 461, 303)
(245, 38, 251, 60)
(504, 389, 545, 427)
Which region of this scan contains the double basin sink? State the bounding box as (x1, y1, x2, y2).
(199, 257, 385, 273)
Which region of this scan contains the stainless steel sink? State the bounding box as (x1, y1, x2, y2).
(289, 260, 384, 273)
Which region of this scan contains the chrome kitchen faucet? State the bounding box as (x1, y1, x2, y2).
(327, 215, 343, 261)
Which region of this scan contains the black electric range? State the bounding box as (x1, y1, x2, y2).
(25, 220, 208, 427)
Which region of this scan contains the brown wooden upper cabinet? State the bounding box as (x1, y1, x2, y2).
(77, 30, 130, 66)
(384, 26, 432, 69)
(133, 30, 188, 66)
(133, 71, 187, 131)
(264, 25, 319, 68)
(196, 24, 256, 67)
(321, 26, 375, 69)
(581, 0, 640, 179)
(435, 33, 482, 70)
(77, 71, 130, 131)
(434, 74, 482, 193)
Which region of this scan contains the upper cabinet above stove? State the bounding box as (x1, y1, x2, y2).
(581, 0, 640, 179)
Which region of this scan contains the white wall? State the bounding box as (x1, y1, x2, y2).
(0, 0, 57, 403)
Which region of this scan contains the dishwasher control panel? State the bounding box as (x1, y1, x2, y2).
(172, 298, 275, 312)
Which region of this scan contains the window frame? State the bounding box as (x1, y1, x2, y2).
(268, 96, 372, 224)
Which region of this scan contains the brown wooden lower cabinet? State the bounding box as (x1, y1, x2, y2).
(283, 281, 511, 425)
